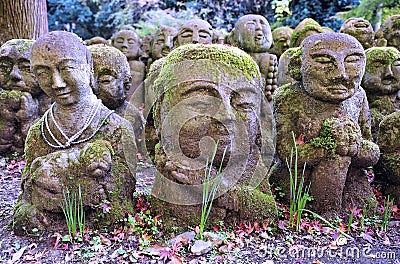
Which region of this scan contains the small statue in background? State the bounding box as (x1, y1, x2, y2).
(149, 25, 178, 65)
(375, 14, 400, 49)
(0, 39, 50, 154)
(362, 46, 400, 141)
(173, 19, 213, 47)
(269, 26, 293, 59)
(226, 14, 278, 102)
(340, 17, 374, 49)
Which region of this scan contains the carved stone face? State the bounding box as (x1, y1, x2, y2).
(31, 31, 93, 107)
(381, 15, 400, 50)
(151, 26, 178, 60)
(340, 18, 374, 49)
(302, 33, 365, 103)
(0, 39, 41, 95)
(88, 44, 130, 109)
(111, 30, 140, 60)
(363, 47, 400, 95)
(233, 15, 272, 52)
(272, 27, 293, 57)
(154, 45, 263, 186)
(175, 19, 213, 47)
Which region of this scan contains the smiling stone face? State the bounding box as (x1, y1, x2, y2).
(363, 47, 400, 95)
(231, 14, 273, 53)
(0, 39, 41, 95)
(174, 19, 213, 47)
(111, 29, 141, 60)
(301, 33, 366, 103)
(340, 17, 374, 49)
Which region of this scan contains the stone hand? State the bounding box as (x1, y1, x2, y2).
(330, 117, 362, 157)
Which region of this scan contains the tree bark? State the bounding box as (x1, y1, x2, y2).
(0, 0, 48, 45)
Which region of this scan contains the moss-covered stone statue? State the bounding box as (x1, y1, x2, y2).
(150, 44, 277, 229)
(12, 31, 137, 235)
(375, 15, 400, 49)
(278, 18, 327, 87)
(362, 47, 400, 141)
(376, 112, 400, 206)
(0, 39, 51, 154)
(226, 14, 278, 102)
(340, 17, 374, 50)
(88, 44, 145, 157)
(149, 25, 178, 65)
(111, 27, 145, 101)
(272, 33, 380, 216)
(269, 26, 293, 59)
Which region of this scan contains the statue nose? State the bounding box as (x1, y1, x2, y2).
(51, 69, 66, 89)
(10, 65, 22, 81)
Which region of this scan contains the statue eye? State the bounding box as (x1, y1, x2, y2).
(313, 55, 332, 64)
(392, 60, 400, 67)
(345, 54, 362, 63)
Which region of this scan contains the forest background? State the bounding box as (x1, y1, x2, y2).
(46, 0, 400, 40)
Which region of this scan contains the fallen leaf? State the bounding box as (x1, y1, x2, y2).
(361, 232, 374, 244)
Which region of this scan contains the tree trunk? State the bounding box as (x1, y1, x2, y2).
(0, 0, 48, 45)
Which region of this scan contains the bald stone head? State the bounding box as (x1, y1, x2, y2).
(301, 32, 366, 103)
(0, 39, 41, 95)
(229, 14, 273, 53)
(30, 31, 95, 106)
(88, 44, 131, 109)
(151, 25, 178, 60)
(111, 29, 141, 60)
(174, 19, 213, 47)
(340, 17, 374, 49)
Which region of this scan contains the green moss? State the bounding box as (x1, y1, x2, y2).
(162, 44, 260, 81)
(6, 39, 35, 53)
(365, 47, 400, 73)
(290, 19, 323, 48)
(310, 118, 338, 156)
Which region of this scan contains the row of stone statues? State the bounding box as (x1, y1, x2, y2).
(1, 14, 399, 234)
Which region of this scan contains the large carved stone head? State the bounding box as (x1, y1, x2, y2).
(88, 44, 131, 109)
(174, 19, 213, 47)
(150, 25, 178, 61)
(340, 17, 374, 49)
(271, 26, 293, 57)
(111, 29, 141, 60)
(30, 31, 95, 107)
(153, 44, 270, 194)
(301, 32, 366, 103)
(228, 14, 273, 53)
(362, 47, 400, 95)
(0, 39, 41, 95)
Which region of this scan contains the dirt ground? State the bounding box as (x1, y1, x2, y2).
(0, 155, 399, 264)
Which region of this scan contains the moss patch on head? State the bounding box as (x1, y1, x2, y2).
(310, 118, 338, 156)
(290, 18, 323, 48)
(163, 44, 261, 81)
(365, 47, 400, 73)
(5, 39, 35, 53)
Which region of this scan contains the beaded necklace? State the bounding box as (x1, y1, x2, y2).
(41, 100, 115, 149)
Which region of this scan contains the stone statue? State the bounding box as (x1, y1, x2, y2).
(375, 14, 400, 49)
(340, 17, 374, 49)
(149, 25, 178, 64)
(111, 28, 145, 101)
(362, 47, 400, 141)
(12, 31, 136, 235)
(269, 26, 293, 59)
(88, 44, 145, 157)
(376, 112, 400, 206)
(278, 18, 327, 87)
(84, 36, 110, 46)
(0, 39, 50, 154)
(173, 19, 213, 47)
(272, 33, 380, 216)
(226, 14, 278, 102)
(151, 44, 277, 229)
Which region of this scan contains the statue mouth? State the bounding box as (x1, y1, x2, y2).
(354, 22, 369, 28)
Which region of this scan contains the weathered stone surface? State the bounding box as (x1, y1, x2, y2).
(340, 17, 374, 49)
(376, 111, 400, 206)
(272, 33, 380, 215)
(375, 15, 400, 50)
(190, 240, 213, 256)
(0, 39, 50, 154)
(362, 46, 400, 141)
(226, 14, 277, 102)
(12, 31, 136, 235)
(151, 44, 277, 229)
(269, 26, 293, 59)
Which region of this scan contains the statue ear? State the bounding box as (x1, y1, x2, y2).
(91, 74, 99, 94)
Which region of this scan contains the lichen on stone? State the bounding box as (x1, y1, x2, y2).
(365, 47, 400, 73)
(310, 118, 338, 156)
